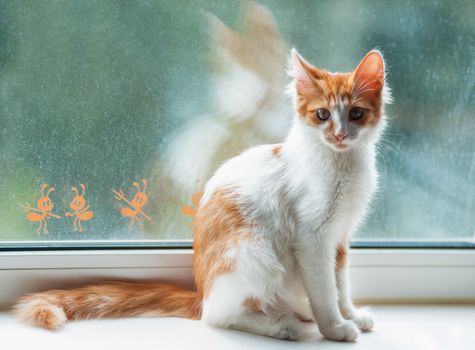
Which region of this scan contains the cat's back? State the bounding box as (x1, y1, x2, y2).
(201, 143, 285, 205)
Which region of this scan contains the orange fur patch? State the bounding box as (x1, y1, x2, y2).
(193, 188, 254, 298)
(336, 243, 348, 272)
(272, 144, 282, 157)
(244, 297, 263, 313)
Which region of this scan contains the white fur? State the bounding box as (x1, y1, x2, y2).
(200, 52, 388, 341)
(15, 298, 67, 329)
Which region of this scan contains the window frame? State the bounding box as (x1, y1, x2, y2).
(1, 248, 474, 309)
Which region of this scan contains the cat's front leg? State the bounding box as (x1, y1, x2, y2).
(294, 238, 359, 342)
(335, 242, 374, 332)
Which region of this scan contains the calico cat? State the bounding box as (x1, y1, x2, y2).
(15, 49, 390, 342)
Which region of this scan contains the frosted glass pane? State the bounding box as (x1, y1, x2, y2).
(0, 0, 473, 245)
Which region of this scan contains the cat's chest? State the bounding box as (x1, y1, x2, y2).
(290, 157, 376, 234)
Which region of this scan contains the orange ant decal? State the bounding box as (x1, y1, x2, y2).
(21, 184, 61, 235)
(65, 184, 94, 232)
(113, 179, 152, 230)
(181, 180, 203, 227)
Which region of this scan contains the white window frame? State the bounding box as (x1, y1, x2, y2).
(1, 248, 474, 309)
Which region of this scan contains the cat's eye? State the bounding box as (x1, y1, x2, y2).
(316, 108, 331, 121)
(349, 107, 364, 120)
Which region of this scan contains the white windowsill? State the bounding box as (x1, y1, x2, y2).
(2, 305, 475, 350)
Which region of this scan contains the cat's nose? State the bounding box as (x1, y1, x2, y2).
(335, 132, 348, 142)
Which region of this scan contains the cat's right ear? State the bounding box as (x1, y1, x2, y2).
(289, 49, 323, 95)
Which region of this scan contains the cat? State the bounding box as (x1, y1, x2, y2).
(14, 48, 390, 342)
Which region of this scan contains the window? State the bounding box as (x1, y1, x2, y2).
(0, 0, 474, 249)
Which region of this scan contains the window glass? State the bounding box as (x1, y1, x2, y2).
(1, 0, 474, 246)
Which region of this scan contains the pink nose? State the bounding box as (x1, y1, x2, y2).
(335, 132, 348, 142)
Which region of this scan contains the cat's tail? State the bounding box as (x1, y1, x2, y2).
(13, 281, 202, 330)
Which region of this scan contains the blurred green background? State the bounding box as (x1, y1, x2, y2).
(0, 0, 474, 244)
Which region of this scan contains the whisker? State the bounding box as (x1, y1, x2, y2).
(352, 81, 379, 100)
(384, 130, 404, 137)
(379, 138, 400, 154)
(351, 78, 380, 95)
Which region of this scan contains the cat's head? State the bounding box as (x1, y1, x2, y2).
(289, 49, 390, 151)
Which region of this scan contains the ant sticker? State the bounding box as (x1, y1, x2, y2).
(65, 184, 94, 232)
(113, 179, 152, 230)
(21, 184, 61, 235)
(181, 180, 203, 228)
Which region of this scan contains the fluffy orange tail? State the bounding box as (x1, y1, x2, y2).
(14, 282, 202, 330)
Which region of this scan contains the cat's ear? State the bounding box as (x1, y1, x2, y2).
(290, 49, 324, 95)
(353, 50, 385, 97)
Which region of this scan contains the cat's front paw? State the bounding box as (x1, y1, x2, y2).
(351, 309, 374, 332)
(319, 320, 359, 342)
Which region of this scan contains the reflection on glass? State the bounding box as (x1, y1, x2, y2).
(0, 1, 474, 244)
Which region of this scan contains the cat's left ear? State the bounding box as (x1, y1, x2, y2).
(353, 50, 385, 96)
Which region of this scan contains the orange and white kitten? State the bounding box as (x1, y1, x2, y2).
(15, 49, 389, 342)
